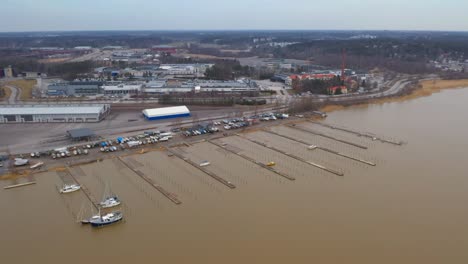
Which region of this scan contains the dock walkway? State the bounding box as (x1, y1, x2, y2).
(238, 135, 344, 176)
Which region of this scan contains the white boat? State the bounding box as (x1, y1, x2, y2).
(59, 184, 81, 194)
(89, 211, 123, 227)
(100, 196, 121, 208)
(199, 161, 210, 167)
(307, 145, 317, 150)
(99, 181, 121, 208)
(30, 161, 44, 169)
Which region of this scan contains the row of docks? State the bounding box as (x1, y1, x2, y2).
(166, 148, 236, 189)
(306, 121, 404, 146)
(287, 124, 369, 149)
(237, 134, 344, 176)
(208, 140, 296, 181)
(264, 130, 376, 166)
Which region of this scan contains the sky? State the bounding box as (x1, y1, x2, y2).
(1, 0, 468, 32)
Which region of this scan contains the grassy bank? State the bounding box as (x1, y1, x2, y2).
(6, 79, 37, 100)
(320, 78, 468, 113)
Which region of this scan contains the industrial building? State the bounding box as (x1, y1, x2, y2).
(47, 81, 104, 96)
(101, 84, 143, 94)
(0, 104, 110, 123)
(142, 106, 190, 121)
(144, 79, 258, 94)
(67, 128, 96, 140)
(157, 64, 213, 77)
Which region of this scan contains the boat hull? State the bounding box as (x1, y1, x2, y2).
(60, 187, 81, 194)
(90, 217, 123, 227)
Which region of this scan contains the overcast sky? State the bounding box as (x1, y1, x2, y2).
(2, 0, 468, 32)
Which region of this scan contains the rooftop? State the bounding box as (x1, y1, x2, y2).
(142, 106, 190, 118)
(0, 105, 107, 115)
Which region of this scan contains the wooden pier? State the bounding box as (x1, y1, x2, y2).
(208, 140, 295, 181)
(264, 130, 376, 166)
(307, 121, 403, 146)
(117, 157, 182, 205)
(238, 135, 344, 176)
(65, 168, 100, 210)
(287, 124, 368, 149)
(4, 181, 36, 189)
(166, 149, 236, 189)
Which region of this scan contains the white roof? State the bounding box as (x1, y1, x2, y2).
(142, 106, 190, 118)
(0, 105, 105, 115)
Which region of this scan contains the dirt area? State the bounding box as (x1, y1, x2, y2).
(0, 86, 12, 99)
(6, 79, 37, 100)
(320, 78, 468, 113)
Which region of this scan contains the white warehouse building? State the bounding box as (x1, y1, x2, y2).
(142, 106, 190, 121)
(0, 104, 110, 123)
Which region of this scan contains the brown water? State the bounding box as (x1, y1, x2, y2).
(1, 88, 468, 264)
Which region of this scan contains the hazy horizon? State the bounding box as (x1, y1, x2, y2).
(2, 0, 468, 32)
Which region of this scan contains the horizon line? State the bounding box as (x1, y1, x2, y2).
(1, 29, 468, 34)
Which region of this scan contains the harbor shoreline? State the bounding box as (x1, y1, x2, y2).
(320, 79, 468, 113)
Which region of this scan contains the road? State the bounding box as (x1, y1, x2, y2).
(269, 76, 421, 105)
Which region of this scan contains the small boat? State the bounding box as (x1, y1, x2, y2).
(89, 211, 123, 227)
(30, 161, 44, 169)
(307, 145, 317, 150)
(59, 184, 81, 194)
(14, 158, 29, 167)
(266, 161, 276, 166)
(199, 161, 210, 167)
(100, 196, 121, 208)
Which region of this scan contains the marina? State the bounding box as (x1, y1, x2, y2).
(1, 87, 468, 263)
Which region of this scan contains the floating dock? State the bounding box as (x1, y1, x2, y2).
(307, 121, 403, 146)
(166, 149, 236, 189)
(237, 135, 344, 176)
(208, 140, 295, 181)
(117, 157, 182, 205)
(287, 125, 368, 149)
(4, 181, 36, 189)
(264, 130, 376, 166)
